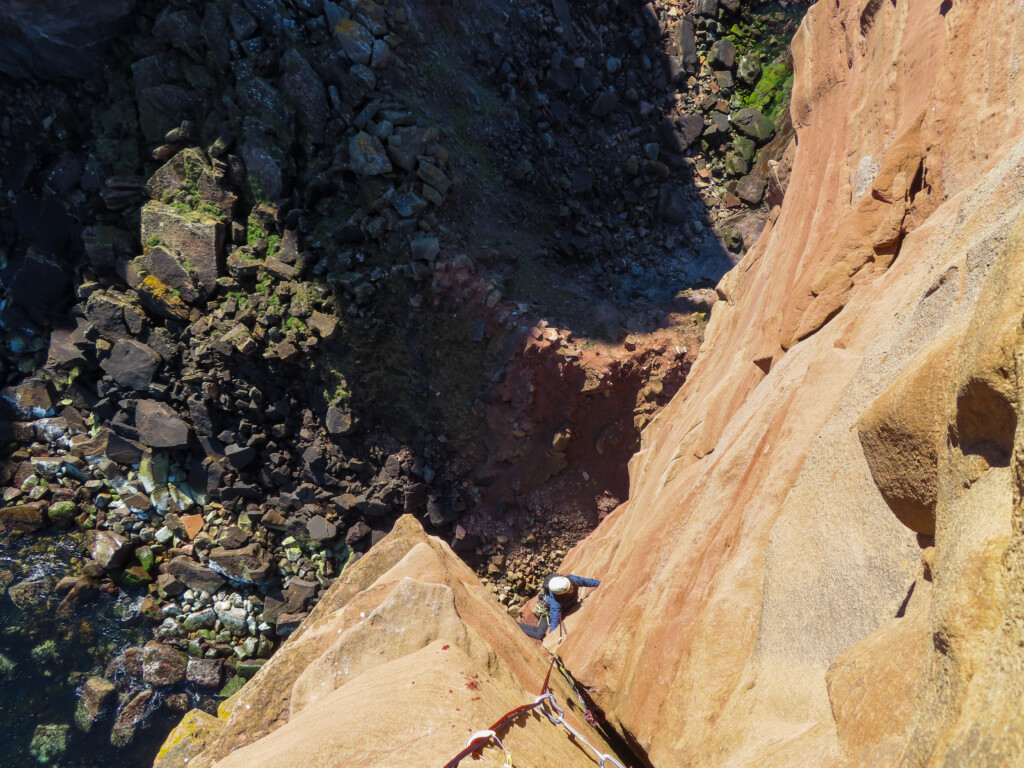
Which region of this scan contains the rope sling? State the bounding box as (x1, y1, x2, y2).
(442, 655, 631, 768)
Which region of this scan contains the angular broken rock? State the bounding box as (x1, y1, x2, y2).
(186, 658, 223, 688)
(84, 292, 129, 341)
(417, 163, 451, 195)
(156, 572, 186, 598)
(224, 444, 256, 469)
(0, 504, 47, 533)
(281, 48, 329, 144)
(276, 611, 307, 634)
(659, 183, 693, 224)
(709, 39, 736, 70)
(142, 641, 187, 687)
(345, 520, 371, 545)
(29, 456, 64, 479)
(239, 140, 285, 204)
(349, 131, 392, 175)
(180, 513, 205, 541)
(732, 107, 775, 144)
(165, 556, 225, 594)
(218, 525, 250, 549)
(263, 253, 296, 280)
(673, 17, 699, 74)
(735, 175, 768, 206)
(223, 324, 257, 354)
(1, 379, 56, 420)
(410, 236, 440, 263)
(307, 515, 337, 542)
(140, 201, 225, 296)
(214, 603, 249, 635)
(87, 530, 132, 571)
(75, 676, 116, 733)
(136, 400, 191, 449)
(737, 53, 763, 87)
(283, 578, 318, 612)
(101, 339, 161, 391)
(46, 324, 89, 370)
(659, 114, 705, 154)
(325, 404, 355, 436)
(137, 245, 202, 304)
(307, 310, 337, 338)
(208, 544, 271, 584)
(111, 689, 152, 747)
(146, 147, 237, 219)
(334, 18, 374, 65)
(77, 428, 147, 465)
(404, 483, 427, 514)
(391, 191, 427, 218)
(261, 590, 287, 624)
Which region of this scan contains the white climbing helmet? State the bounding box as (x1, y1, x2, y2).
(549, 576, 572, 595)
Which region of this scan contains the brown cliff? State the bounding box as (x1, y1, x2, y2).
(158, 0, 1024, 766)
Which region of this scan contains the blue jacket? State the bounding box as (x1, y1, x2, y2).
(545, 575, 600, 635)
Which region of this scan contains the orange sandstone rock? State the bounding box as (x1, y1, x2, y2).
(556, 1, 1024, 766)
(157, 516, 615, 768)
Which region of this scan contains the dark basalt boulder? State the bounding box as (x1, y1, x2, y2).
(0, 0, 138, 80)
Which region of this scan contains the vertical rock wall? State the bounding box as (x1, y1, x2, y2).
(556, 1, 1024, 766)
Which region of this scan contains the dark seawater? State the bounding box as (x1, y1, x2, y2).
(0, 537, 171, 767)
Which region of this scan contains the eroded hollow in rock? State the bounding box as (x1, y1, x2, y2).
(953, 378, 1018, 469)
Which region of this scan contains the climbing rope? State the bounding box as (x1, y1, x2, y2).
(442, 656, 630, 768)
(552, 654, 598, 726)
(538, 692, 628, 768)
(441, 659, 557, 768)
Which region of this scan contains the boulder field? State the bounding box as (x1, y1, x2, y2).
(159, 0, 1024, 767)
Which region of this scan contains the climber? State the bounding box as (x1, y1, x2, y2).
(518, 573, 600, 639)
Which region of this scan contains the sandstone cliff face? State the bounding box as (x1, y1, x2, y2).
(156, 515, 616, 768)
(556, 0, 1024, 765)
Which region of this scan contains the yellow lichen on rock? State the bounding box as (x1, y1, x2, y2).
(155, 709, 224, 768)
(137, 275, 191, 321)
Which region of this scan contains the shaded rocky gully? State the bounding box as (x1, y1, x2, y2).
(0, 0, 808, 763)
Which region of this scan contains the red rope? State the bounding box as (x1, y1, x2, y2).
(540, 655, 556, 694)
(441, 699, 549, 768)
(441, 657, 559, 768)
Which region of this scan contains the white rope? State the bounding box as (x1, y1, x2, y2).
(464, 729, 513, 766)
